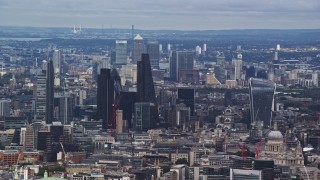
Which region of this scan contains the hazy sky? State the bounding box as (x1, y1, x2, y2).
(0, 0, 319, 30)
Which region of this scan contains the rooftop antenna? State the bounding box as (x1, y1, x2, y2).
(131, 25, 134, 40)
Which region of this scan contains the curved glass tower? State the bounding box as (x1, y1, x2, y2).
(249, 78, 276, 129)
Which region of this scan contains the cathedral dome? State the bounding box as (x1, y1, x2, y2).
(268, 122, 283, 140)
(268, 130, 283, 140)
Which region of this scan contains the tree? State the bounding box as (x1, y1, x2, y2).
(161, 166, 171, 174)
(38, 165, 65, 176)
(175, 158, 188, 165)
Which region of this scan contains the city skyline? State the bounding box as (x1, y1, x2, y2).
(0, 0, 319, 30)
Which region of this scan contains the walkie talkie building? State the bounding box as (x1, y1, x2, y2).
(249, 78, 276, 129)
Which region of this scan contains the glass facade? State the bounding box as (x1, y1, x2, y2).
(249, 78, 276, 128)
(147, 41, 160, 69)
(115, 40, 127, 65)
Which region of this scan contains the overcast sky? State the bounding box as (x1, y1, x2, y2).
(0, 0, 319, 30)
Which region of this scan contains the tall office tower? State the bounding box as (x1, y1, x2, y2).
(92, 61, 99, 81)
(118, 92, 137, 129)
(55, 95, 74, 124)
(216, 52, 226, 66)
(147, 41, 160, 69)
(132, 34, 144, 63)
(23, 125, 35, 151)
(115, 40, 127, 65)
(0, 99, 11, 117)
(35, 71, 46, 122)
(137, 54, 159, 128)
(249, 78, 276, 129)
(232, 53, 243, 80)
(273, 45, 280, 69)
(53, 50, 61, 86)
(116, 110, 123, 133)
(177, 88, 195, 116)
(137, 54, 156, 103)
(170, 51, 194, 81)
(45, 60, 54, 124)
(97, 69, 114, 130)
(134, 102, 154, 132)
(312, 72, 319, 87)
(203, 44, 207, 52)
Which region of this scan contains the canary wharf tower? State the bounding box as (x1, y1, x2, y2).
(249, 78, 276, 129)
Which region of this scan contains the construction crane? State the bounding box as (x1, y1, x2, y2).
(303, 165, 310, 180)
(238, 143, 247, 160)
(255, 137, 263, 159)
(60, 142, 67, 166)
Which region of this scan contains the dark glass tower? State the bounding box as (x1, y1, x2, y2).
(147, 41, 160, 69)
(137, 54, 156, 103)
(97, 69, 114, 130)
(118, 91, 137, 129)
(137, 54, 159, 128)
(45, 60, 54, 124)
(170, 51, 194, 81)
(177, 88, 195, 116)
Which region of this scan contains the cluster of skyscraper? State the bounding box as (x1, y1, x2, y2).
(34, 35, 280, 138)
(96, 54, 158, 132)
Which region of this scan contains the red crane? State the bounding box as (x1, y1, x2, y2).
(238, 143, 247, 160)
(255, 137, 263, 159)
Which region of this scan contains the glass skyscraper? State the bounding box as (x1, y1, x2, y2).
(137, 54, 159, 129)
(170, 51, 194, 81)
(115, 40, 127, 65)
(147, 40, 160, 69)
(97, 69, 114, 130)
(45, 60, 54, 124)
(132, 34, 144, 63)
(249, 78, 276, 129)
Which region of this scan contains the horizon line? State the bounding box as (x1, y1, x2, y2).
(1, 25, 320, 32)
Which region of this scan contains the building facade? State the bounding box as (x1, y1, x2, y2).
(249, 78, 276, 129)
(147, 41, 160, 69)
(115, 40, 127, 65)
(97, 69, 114, 130)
